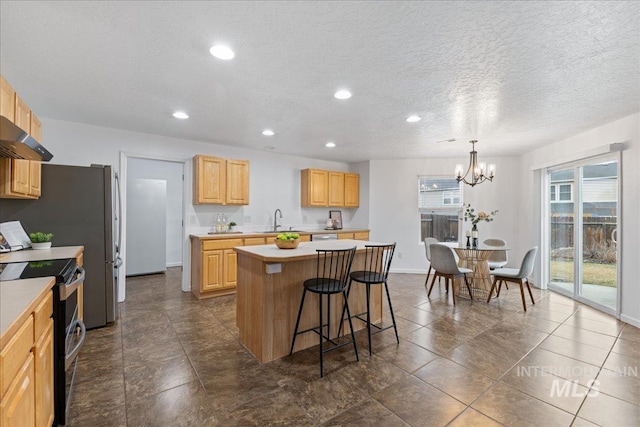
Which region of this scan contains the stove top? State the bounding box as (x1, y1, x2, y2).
(0, 258, 77, 283)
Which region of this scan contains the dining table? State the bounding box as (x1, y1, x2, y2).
(442, 242, 509, 300)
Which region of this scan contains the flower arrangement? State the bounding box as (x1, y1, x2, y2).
(464, 204, 498, 226)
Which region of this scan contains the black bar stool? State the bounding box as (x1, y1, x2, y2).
(339, 243, 398, 356)
(289, 246, 358, 377)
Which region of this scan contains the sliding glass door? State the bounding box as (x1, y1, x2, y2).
(548, 157, 619, 313)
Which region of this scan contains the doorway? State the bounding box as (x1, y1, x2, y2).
(125, 157, 184, 276)
(547, 156, 619, 315)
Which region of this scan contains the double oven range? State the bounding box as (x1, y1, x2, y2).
(0, 258, 86, 425)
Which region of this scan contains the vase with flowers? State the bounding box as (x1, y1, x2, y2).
(463, 204, 498, 247)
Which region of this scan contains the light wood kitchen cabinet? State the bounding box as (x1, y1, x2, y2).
(337, 231, 369, 240)
(1, 286, 53, 427)
(344, 173, 359, 207)
(328, 172, 345, 207)
(0, 75, 43, 200)
(301, 168, 359, 208)
(0, 158, 41, 199)
(301, 169, 328, 207)
(0, 75, 16, 121)
(191, 238, 243, 298)
(29, 114, 42, 143)
(193, 155, 249, 205)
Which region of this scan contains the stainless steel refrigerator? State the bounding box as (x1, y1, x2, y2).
(0, 164, 119, 329)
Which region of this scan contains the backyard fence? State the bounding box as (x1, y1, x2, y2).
(551, 215, 617, 263)
(420, 213, 459, 242)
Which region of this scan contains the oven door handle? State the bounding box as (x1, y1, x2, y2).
(64, 319, 86, 370)
(59, 266, 85, 301)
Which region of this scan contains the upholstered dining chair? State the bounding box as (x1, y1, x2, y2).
(423, 237, 439, 287)
(483, 238, 508, 270)
(487, 247, 538, 312)
(427, 244, 473, 306)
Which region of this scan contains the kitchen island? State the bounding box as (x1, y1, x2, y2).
(234, 239, 383, 363)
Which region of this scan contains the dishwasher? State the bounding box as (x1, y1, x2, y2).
(311, 233, 338, 241)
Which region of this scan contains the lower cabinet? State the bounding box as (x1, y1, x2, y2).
(337, 231, 369, 240)
(191, 238, 243, 299)
(0, 289, 53, 427)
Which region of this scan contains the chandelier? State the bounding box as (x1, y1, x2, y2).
(455, 140, 495, 187)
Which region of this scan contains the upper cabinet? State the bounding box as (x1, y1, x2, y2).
(193, 155, 249, 205)
(301, 168, 359, 208)
(0, 75, 42, 199)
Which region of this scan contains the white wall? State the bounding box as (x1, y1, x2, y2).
(127, 158, 184, 267)
(40, 117, 364, 295)
(516, 112, 640, 327)
(368, 156, 522, 273)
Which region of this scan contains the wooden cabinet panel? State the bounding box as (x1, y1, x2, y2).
(338, 233, 354, 240)
(28, 162, 41, 197)
(14, 95, 31, 132)
(226, 159, 249, 205)
(34, 322, 53, 427)
(194, 155, 225, 204)
(244, 237, 267, 246)
(223, 249, 237, 288)
(328, 172, 345, 207)
(301, 169, 359, 208)
(354, 232, 369, 241)
(0, 75, 15, 121)
(344, 173, 360, 207)
(0, 159, 41, 199)
(202, 251, 224, 292)
(29, 114, 42, 143)
(1, 316, 33, 397)
(0, 355, 35, 427)
(301, 169, 328, 207)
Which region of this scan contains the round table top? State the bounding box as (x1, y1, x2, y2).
(439, 242, 510, 251)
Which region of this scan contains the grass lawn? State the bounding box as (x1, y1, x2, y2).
(551, 260, 617, 287)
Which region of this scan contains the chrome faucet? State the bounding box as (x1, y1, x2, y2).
(273, 209, 283, 232)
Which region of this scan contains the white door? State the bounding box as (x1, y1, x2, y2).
(126, 178, 167, 276)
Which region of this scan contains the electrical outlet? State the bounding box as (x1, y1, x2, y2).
(244, 215, 251, 224)
(397, 252, 403, 259)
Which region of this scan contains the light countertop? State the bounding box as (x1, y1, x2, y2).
(190, 229, 369, 240)
(0, 277, 55, 348)
(0, 246, 84, 263)
(234, 239, 385, 263)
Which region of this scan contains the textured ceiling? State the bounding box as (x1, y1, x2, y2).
(1, 1, 639, 162)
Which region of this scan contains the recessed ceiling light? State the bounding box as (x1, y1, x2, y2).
(209, 45, 235, 60)
(325, 142, 336, 148)
(172, 111, 189, 119)
(262, 129, 274, 136)
(406, 115, 421, 123)
(334, 90, 352, 100)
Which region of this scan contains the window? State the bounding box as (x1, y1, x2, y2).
(418, 176, 462, 242)
(551, 183, 572, 202)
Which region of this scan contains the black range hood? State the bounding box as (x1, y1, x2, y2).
(0, 115, 53, 161)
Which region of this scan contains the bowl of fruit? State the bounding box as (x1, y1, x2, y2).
(274, 232, 300, 249)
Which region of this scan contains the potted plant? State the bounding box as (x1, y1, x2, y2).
(228, 221, 237, 232)
(30, 232, 54, 250)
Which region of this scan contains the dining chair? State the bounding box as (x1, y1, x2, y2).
(423, 237, 439, 288)
(338, 243, 398, 356)
(487, 247, 538, 311)
(483, 238, 508, 270)
(427, 244, 473, 305)
(289, 246, 359, 377)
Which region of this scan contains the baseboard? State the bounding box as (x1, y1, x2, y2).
(166, 262, 182, 268)
(620, 314, 640, 328)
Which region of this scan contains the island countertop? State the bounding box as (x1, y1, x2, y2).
(234, 239, 383, 262)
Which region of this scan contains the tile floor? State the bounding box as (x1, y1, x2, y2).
(67, 268, 640, 426)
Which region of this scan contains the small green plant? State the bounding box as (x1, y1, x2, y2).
(229, 222, 237, 227)
(29, 232, 53, 243)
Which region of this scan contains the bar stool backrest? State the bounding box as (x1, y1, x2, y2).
(360, 243, 396, 283)
(315, 247, 357, 292)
